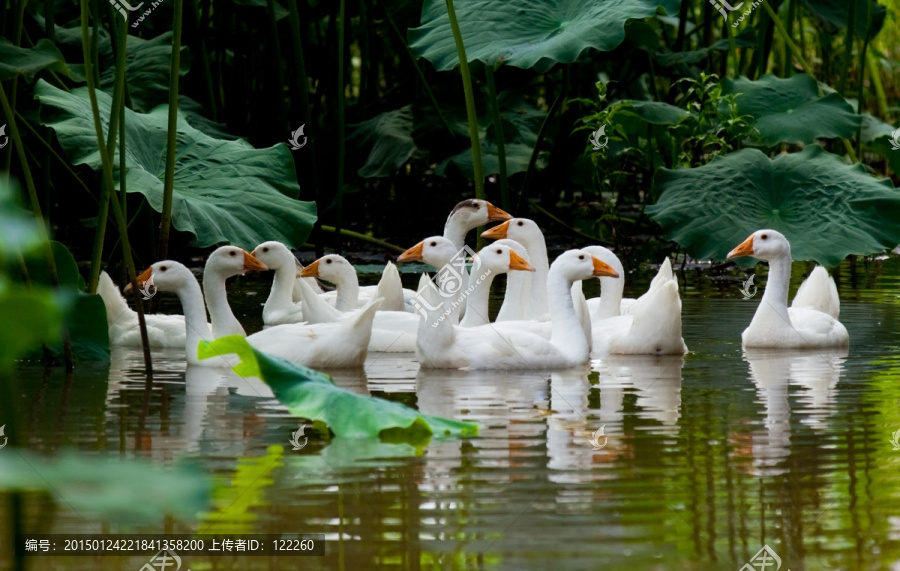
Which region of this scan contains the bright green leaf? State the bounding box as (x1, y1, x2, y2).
(721, 74, 861, 146)
(198, 336, 479, 442)
(409, 0, 677, 73)
(647, 146, 900, 266)
(35, 80, 317, 250)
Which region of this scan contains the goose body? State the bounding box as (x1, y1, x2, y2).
(98, 271, 197, 348)
(727, 230, 849, 349)
(581, 247, 675, 321)
(591, 278, 687, 355)
(415, 250, 618, 370)
(133, 248, 381, 368)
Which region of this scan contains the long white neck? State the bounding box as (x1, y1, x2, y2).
(597, 275, 624, 318)
(443, 218, 469, 250)
(203, 268, 247, 338)
(547, 269, 589, 363)
(752, 252, 793, 329)
(176, 276, 214, 365)
(333, 266, 360, 311)
(264, 251, 299, 316)
(497, 270, 531, 321)
(459, 268, 497, 327)
(523, 235, 549, 317)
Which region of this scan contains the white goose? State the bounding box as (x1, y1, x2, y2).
(98, 271, 192, 348)
(481, 218, 549, 319)
(727, 229, 849, 349)
(443, 198, 512, 250)
(131, 249, 382, 368)
(415, 250, 619, 370)
(297, 252, 420, 352)
(580, 247, 676, 321)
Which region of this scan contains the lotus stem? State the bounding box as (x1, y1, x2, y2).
(81, 0, 153, 377)
(444, 0, 485, 204)
(762, 1, 812, 76)
(335, 0, 346, 253)
(838, 0, 856, 95)
(865, 50, 888, 117)
(157, 0, 185, 264)
(517, 69, 566, 214)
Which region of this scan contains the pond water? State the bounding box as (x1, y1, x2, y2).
(4, 256, 900, 570)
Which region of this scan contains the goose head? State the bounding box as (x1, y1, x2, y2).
(205, 245, 268, 278)
(472, 243, 535, 275)
(550, 250, 620, 283)
(299, 254, 355, 285)
(727, 229, 790, 261)
(481, 218, 543, 248)
(130, 260, 195, 294)
(446, 199, 511, 232)
(397, 236, 460, 269)
(251, 241, 296, 270)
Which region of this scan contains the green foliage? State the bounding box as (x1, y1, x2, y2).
(410, 0, 678, 72)
(647, 146, 900, 266)
(351, 105, 420, 178)
(198, 336, 479, 442)
(0, 451, 210, 522)
(0, 38, 70, 81)
(802, 0, 887, 39)
(721, 74, 861, 146)
(35, 80, 317, 250)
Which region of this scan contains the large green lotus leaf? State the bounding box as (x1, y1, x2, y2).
(646, 146, 900, 266)
(802, 0, 886, 39)
(98, 32, 190, 113)
(409, 0, 677, 73)
(0, 279, 62, 369)
(624, 100, 690, 125)
(350, 105, 420, 178)
(0, 38, 70, 81)
(198, 336, 479, 442)
(0, 451, 209, 522)
(721, 74, 861, 146)
(35, 80, 317, 250)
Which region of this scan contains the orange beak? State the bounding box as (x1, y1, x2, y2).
(299, 259, 320, 278)
(243, 250, 268, 271)
(124, 266, 154, 293)
(397, 241, 425, 263)
(727, 235, 755, 259)
(508, 250, 535, 272)
(481, 220, 510, 239)
(486, 202, 512, 222)
(592, 257, 619, 278)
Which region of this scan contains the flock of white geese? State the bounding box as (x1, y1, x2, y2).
(97, 199, 849, 372)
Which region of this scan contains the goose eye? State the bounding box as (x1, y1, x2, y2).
(761, 234, 768, 240)
(263, 247, 269, 253)
(230, 251, 236, 256)
(326, 259, 332, 264)
(578, 255, 585, 260)
(517, 221, 524, 226)
(496, 249, 502, 254)
(472, 203, 479, 209)
(430, 241, 436, 247)
(160, 265, 167, 271)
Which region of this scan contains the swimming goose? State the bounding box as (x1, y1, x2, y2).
(415, 250, 618, 370)
(481, 218, 550, 319)
(98, 271, 191, 348)
(131, 251, 382, 368)
(300, 255, 413, 312)
(443, 198, 512, 250)
(727, 229, 849, 349)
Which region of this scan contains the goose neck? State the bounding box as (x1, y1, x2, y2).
(265, 254, 298, 312)
(459, 267, 496, 327)
(443, 219, 468, 251)
(598, 275, 624, 318)
(333, 266, 360, 311)
(175, 275, 214, 363)
(756, 253, 793, 327)
(547, 270, 588, 361)
(202, 267, 247, 338)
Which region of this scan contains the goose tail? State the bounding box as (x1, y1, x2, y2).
(792, 266, 840, 319)
(97, 271, 132, 325)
